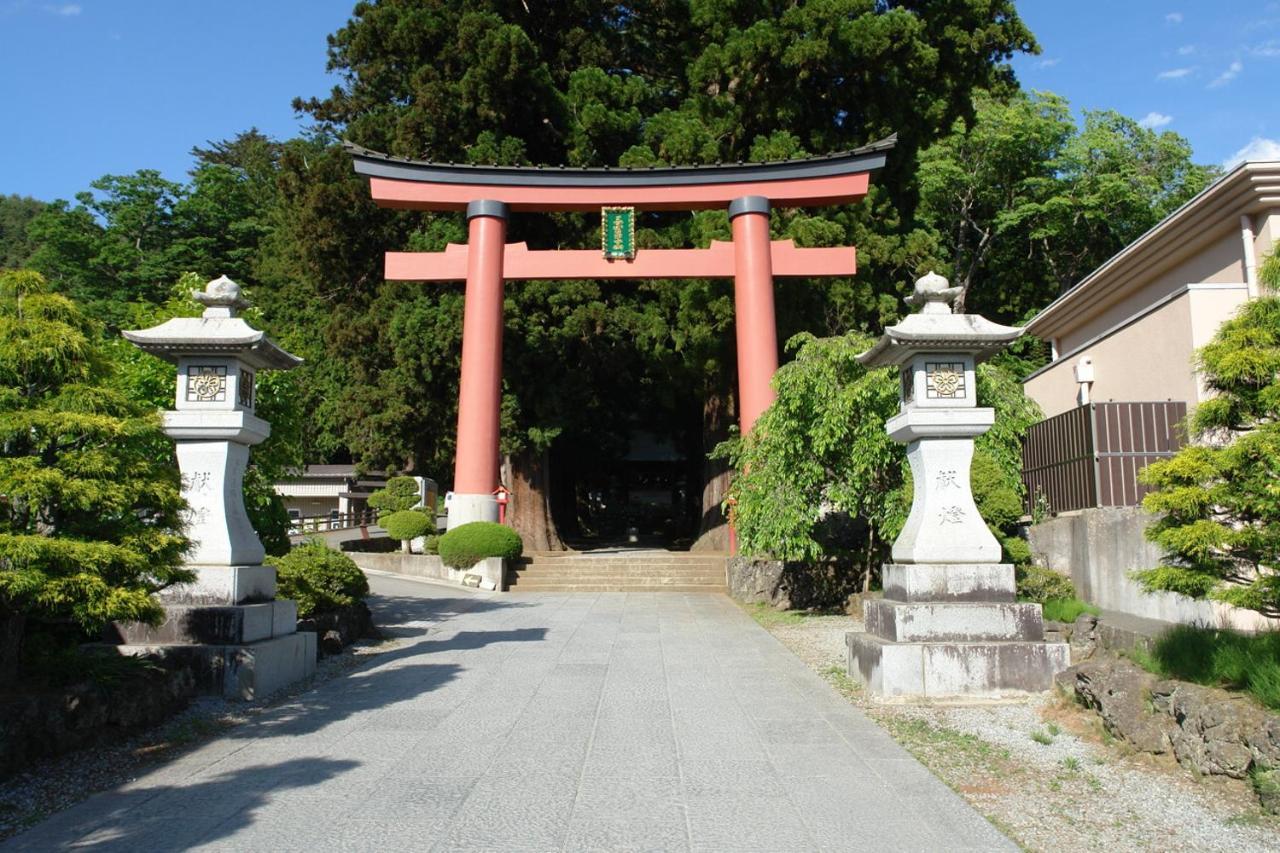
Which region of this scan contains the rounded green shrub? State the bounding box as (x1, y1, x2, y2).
(382, 510, 433, 543)
(438, 522, 523, 569)
(266, 540, 369, 618)
(1015, 563, 1076, 603)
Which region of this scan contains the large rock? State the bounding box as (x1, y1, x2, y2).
(1151, 680, 1280, 779)
(1056, 658, 1175, 754)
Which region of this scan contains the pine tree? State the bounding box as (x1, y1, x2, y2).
(0, 270, 190, 685)
(1137, 254, 1280, 616)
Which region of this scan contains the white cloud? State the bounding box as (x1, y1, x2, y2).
(1253, 39, 1280, 57)
(1177, 44, 1196, 56)
(1138, 112, 1173, 129)
(1156, 67, 1195, 80)
(1223, 137, 1280, 168)
(1165, 12, 1183, 23)
(1036, 57, 1060, 69)
(42, 3, 80, 15)
(1208, 60, 1243, 87)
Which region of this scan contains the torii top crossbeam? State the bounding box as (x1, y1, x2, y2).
(346, 136, 894, 212)
(348, 137, 894, 534)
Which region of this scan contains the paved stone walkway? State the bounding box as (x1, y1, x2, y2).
(5, 576, 1014, 852)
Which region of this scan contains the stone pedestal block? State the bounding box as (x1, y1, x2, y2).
(158, 564, 277, 606)
(863, 599, 1046, 643)
(118, 632, 317, 701)
(109, 600, 297, 646)
(847, 631, 1069, 700)
(881, 563, 1015, 602)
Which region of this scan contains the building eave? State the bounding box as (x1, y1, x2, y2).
(1026, 161, 1280, 340)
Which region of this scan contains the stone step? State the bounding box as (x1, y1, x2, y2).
(520, 568, 725, 575)
(507, 583, 727, 593)
(511, 576, 727, 587)
(520, 559, 728, 568)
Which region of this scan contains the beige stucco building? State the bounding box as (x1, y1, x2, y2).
(1024, 161, 1280, 417)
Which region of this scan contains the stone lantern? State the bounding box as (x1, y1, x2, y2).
(119, 276, 316, 698)
(845, 273, 1068, 699)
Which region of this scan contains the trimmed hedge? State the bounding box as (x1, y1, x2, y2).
(438, 522, 523, 569)
(382, 510, 433, 542)
(267, 540, 370, 618)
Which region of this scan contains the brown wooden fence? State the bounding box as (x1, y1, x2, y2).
(1021, 401, 1187, 515)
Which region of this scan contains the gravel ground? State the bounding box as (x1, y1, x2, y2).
(759, 607, 1280, 853)
(0, 634, 407, 843)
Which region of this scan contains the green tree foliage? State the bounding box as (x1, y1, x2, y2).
(368, 475, 422, 515)
(0, 270, 190, 683)
(24, 131, 284, 331)
(1136, 253, 1280, 616)
(0, 195, 45, 269)
(438, 521, 523, 569)
(719, 330, 1041, 572)
(266, 539, 369, 617)
(916, 91, 1216, 320)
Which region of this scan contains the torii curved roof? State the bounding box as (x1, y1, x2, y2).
(346, 135, 894, 212)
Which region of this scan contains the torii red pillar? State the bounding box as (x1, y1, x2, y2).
(449, 200, 507, 528)
(729, 196, 779, 433)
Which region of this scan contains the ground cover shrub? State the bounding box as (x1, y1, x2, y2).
(423, 534, 440, 555)
(1039, 598, 1101, 623)
(438, 522, 523, 569)
(1016, 563, 1077, 602)
(382, 509, 433, 553)
(1130, 624, 1280, 711)
(267, 540, 369, 618)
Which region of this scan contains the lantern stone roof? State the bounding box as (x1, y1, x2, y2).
(343, 135, 896, 188)
(857, 272, 1024, 368)
(122, 276, 302, 371)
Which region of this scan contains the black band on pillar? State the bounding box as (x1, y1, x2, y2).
(728, 196, 770, 219)
(466, 199, 510, 220)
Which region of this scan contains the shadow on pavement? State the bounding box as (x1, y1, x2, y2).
(3, 756, 360, 852)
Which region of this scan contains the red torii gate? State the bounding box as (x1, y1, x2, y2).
(348, 137, 894, 528)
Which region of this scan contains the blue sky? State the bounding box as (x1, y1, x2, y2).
(2, 1, 1278, 203)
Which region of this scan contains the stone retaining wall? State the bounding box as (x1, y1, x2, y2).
(348, 552, 505, 591)
(1027, 507, 1273, 631)
(0, 659, 197, 780)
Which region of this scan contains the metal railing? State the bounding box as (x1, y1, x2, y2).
(288, 508, 379, 535)
(1021, 401, 1187, 515)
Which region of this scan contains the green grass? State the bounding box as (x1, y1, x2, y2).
(1030, 728, 1055, 745)
(744, 603, 810, 628)
(1038, 597, 1102, 623)
(1130, 625, 1280, 711)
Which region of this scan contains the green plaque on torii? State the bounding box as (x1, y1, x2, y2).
(601, 206, 636, 259)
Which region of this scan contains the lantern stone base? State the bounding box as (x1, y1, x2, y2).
(109, 600, 298, 646)
(116, 632, 316, 701)
(846, 632, 1069, 700)
(847, 561, 1068, 700)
